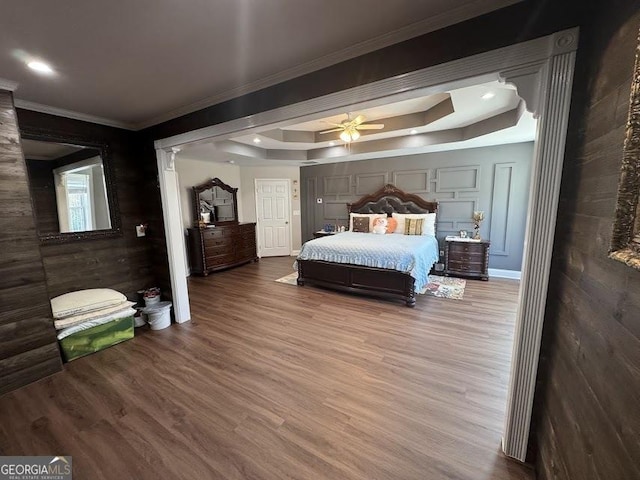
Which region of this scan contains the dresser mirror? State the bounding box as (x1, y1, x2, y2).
(192, 177, 238, 226)
(22, 132, 121, 243)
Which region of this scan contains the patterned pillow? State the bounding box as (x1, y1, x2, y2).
(404, 218, 425, 235)
(352, 217, 370, 233)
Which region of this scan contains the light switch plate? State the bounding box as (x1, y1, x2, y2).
(293, 210, 300, 216)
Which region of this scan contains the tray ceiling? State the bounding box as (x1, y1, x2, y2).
(178, 81, 536, 165)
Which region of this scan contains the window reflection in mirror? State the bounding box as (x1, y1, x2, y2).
(23, 139, 112, 235)
(53, 157, 111, 232)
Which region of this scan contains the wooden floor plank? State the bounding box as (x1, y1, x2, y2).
(0, 257, 533, 480)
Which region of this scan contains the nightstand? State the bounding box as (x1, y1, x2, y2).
(313, 230, 338, 239)
(444, 237, 490, 280)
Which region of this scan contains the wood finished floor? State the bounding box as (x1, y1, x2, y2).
(0, 257, 533, 480)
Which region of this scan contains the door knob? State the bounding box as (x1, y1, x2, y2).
(285, 221, 289, 224)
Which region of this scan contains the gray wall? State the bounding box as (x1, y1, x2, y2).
(301, 142, 533, 271)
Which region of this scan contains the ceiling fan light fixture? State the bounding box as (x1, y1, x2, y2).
(340, 128, 360, 143)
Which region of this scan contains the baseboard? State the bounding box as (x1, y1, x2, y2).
(489, 268, 521, 280)
(291, 249, 301, 256)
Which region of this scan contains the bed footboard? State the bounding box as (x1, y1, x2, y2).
(297, 260, 416, 307)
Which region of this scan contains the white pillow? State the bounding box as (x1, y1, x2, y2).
(349, 213, 386, 231)
(51, 288, 128, 319)
(53, 301, 136, 330)
(392, 213, 437, 236)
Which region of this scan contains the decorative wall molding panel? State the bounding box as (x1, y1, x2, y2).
(435, 165, 481, 192)
(323, 175, 352, 196)
(393, 169, 431, 193)
(355, 172, 389, 195)
(490, 162, 516, 256)
(437, 198, 480, 235)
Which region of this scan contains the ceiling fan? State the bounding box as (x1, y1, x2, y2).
(319, 114, 384, 143)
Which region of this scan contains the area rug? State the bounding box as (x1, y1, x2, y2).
(275, 272, 298, 285)
(275, 272, 466, 300)
(419, 275, 466, 300)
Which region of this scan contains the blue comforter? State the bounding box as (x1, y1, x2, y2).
(296, 232, 439, 291)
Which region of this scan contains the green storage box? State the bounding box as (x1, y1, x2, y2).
(59, 315, 134, 362)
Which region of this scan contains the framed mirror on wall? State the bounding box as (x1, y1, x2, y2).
(610, 29, 640, 270)
(21, 130, 121, 243)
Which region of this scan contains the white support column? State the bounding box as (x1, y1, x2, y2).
(156, 147, 191, 323)
(501, 37, 577, 461)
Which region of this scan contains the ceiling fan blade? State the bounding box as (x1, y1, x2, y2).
(357, 124, 385, 130)
(319, 127, 343, 134)
(352, 115, 366, 126)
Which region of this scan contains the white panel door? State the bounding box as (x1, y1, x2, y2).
(256, 179, 291, 257)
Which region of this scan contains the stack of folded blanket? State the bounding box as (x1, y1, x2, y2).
(51, 288, 137, 361)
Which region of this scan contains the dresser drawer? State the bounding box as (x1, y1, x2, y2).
(205, 253, 236, 266)
(204, 244, 230, 256)
(449, 242, 485, 254)
(447, 260, 484, 273)
(203, 236, 233, 248)
(201, 228, 224, 239)
(448, 251, 484, 263)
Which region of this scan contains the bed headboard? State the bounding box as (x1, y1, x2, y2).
(347, 184, 438, 216)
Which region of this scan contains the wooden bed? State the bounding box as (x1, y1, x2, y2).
(297, 184, 438, 307)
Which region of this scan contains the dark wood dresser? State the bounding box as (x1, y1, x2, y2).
(187, 223, 258, 275)
(444, 238, 490, 280)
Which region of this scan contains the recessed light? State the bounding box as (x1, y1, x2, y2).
(328, 141, 335, 146)
(227, 160, 235, 164)
(482, 92, 496, 100)
(27, 60, 53, 74)
(253, 137, 261, 144)
(410, 129, 418, 135)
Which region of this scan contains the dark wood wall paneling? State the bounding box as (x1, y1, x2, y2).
(0, 91, 61, 395)
(15, 109, 162, 300)
(532, 1, 640, 479)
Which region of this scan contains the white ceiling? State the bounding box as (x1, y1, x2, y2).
(0, 0, 520, 130)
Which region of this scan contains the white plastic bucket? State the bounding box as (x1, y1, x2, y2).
(134, 312, 147, 327)
(144, 295, 160, 307)
(143, 301, 172, 330)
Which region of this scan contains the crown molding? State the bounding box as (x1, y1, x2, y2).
(12, 99, 136, 130)
(135, 0, 522, 130)
(0, 77, 19, 92)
